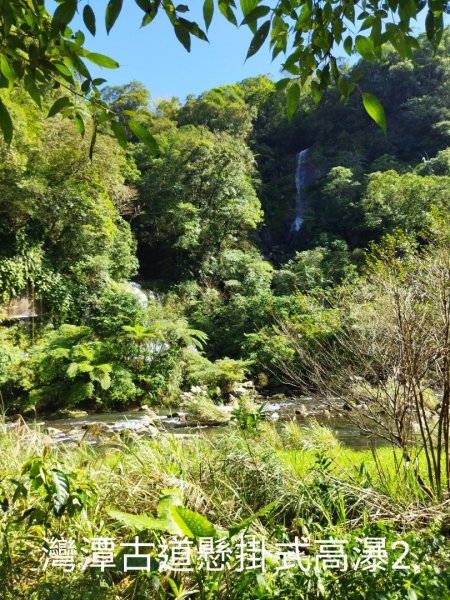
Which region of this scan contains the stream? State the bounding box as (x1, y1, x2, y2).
(20, 397, 381, 450)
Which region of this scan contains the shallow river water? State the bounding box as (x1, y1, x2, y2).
(36, 397, 381, 450)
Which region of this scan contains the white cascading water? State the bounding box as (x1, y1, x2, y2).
(292, 148, 310, 232)
(129, 282, 168, 355)
(129, 281, 158, 303)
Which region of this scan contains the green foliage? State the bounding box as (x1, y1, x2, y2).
(27, 325, 111, 409)
(136, 126, 262, 281)
(232, 402, 267, 432)
(2, 0, 446, 148)
(0, 95, 138, 323)
(2, 428, 449, 598)
(179, 84, 254, 137)
(186, 354, 251, 393)
(0, 326, 30, 409)
(180, 386, 231, 423)
(109, 488, 219, 539)
(361, 170, 450, 235)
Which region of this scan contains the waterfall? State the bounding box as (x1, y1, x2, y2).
(129, 281, 158, 303)
(292, 148, 309, 233)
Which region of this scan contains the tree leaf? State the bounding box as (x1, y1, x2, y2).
(203, 0, 214, 30)
(174, 23, 191, 51)
(362, 92, 386, 133)
(52, 0, 77, 27)
(106, 0, 123, 34)
(54, 62, 73, 78)
(425, 10, 435, 44)
(47, 96, 72, 118)
(24, 75, 42, 108)
(85, 52, 119, 69)
(246, 20, 270, 60)
(128, 119, 159, 155)
(51, 470, 70, 514)
(343, 35, 353, 56)
(286, 81, 300, 120)
(0, 98, 13, 144)
(111, 120, 127, 148)
(83, 5, 96, 36)
(242, 6, 271, 25)
(178, 18, 208, 42)
(218, 0, 237, 26)
(73, 113, 85, 136)
(426, 10, 443, 52)
(89, 119, 97, 160)
(274, 77, 290, 92)
(0, 55, 16, 88)
(355, 35, 374, 60)
(135, 0, 153, 10)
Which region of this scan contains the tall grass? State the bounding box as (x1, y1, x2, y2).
(0, 419, 448, 598)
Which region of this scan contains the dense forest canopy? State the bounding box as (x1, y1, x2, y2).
(1, 12, 450, 599)
(1, 0, 449, 148)
(0, 28, 449, 413)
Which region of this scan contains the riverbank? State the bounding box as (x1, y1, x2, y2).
(0, 418, 448, 599)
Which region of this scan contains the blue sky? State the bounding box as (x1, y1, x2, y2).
(68, 2, 284, 102)
(62, 2, 435, 103)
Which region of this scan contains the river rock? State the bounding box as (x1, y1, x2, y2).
(226, 395, 240, 409)
(81, 422, 109, 432)
(232, 386, 249, 397)
(57, 409, 89, 419)
(44, 427, 64, 437)
(139, 405, 158, 419)
(147, 425, 160, 437)
(242, 380, 255, 389)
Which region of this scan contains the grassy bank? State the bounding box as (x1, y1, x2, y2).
(0, 420, 448, 599)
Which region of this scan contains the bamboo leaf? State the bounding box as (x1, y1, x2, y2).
(108, 509, 166, 530)
(228, 501, 279, 536)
